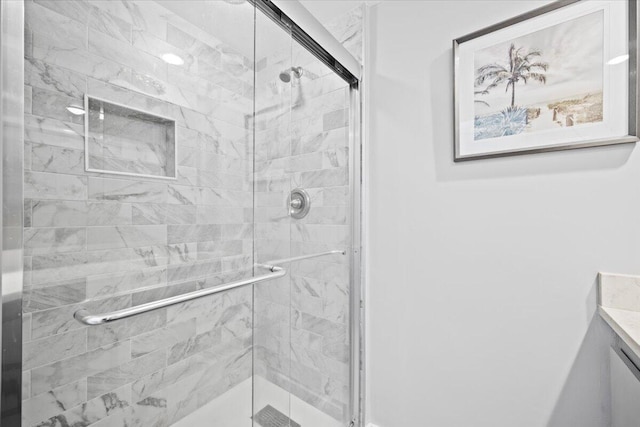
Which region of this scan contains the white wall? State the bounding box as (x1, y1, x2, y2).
(365, 1, 639, 426)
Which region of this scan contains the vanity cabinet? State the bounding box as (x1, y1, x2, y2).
(611, 347, 640, 427)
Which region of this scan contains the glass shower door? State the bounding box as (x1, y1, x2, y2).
(252, 8, 354, 427)
(16, 0, 357, 425)
(252, 7, 295, 427)
(21, 1, 258, 426)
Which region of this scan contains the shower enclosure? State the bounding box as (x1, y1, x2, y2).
(0, 0, 362, 426)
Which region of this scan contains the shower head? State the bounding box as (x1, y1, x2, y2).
(279, 66, 303, 83)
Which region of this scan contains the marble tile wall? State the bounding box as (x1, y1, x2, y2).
(22, 1, 255, 426)
(252, 36, 353, 422)
(324, 5, 364, 63)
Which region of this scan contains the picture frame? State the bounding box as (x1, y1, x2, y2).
(453, 0, 639, 161)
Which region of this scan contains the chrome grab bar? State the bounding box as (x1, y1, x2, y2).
(73, 249, 346, 326)
(260, 249, 346, 270)
(74, 266, 286, 326)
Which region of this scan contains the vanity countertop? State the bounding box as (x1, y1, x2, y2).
(599, 273, 640, 358)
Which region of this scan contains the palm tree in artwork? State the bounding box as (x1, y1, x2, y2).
(475, 43, 549, 108)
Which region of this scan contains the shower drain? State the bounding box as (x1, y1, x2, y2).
(253, 405, 301, 427)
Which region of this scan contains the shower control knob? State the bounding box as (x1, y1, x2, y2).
(288, 188, 311, 219)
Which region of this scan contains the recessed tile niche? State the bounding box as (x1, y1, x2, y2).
(85, 95, 177, 179)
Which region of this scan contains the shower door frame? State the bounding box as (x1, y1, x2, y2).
(0, 0, 25, 425)
(0, 0, 364, 425)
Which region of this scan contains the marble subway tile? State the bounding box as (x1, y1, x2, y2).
(24, 115, 84, 150)
(322, 333, 350, 364)
(23, 313, 32, 343)
(25, 171, 87, 201)
(23, 278, 86, 312)
(31, 87, 84, 125)
(300, 206, 348, 225)
(23, 329, 87, 370)
(86, 267, 166, 299)
(167, 24, 221, 68)
(33, 0, 93, 24)
(31, 341, 131, 395)
(199, 189, 252, 210)
(167, 328, 222, 365)
(31, 248, 163, 285)
(132, 203, 196, 225)
(22, 379, 87, 427)
(197, 240, 243, 260)
(167, 184, 199, 205)
(32, 35, 131, 88)
(166, 260, 222, 283)
(287, 152, 324, 173)
(300, 313, 347, 344)
(88, 177, 167, 203)
(132, 351, 209, 402)
(195, 61, 250, 98)
(255, 191, 285, 208)
(222, 254, 252, 273)
(25, 57, 86, 99)
(297, 167, 348, 189)
(25, 85, 33, 114)
(24, 199, 33, 228)
(125, 1, 170, 40)
(25, 141, 33, 171)
(292, 87, 348, 123)
(197, 169, 246, 191)
(323, 109, 349, 131)
(89, 29, 167, 81)
(32, 200, 132, 227)
(195, 288, 252, 337)
(167, 224, 221, 244)
(34, 384, 132, 427)
(86, 225, 167, 251)
(322, 147, 349, 169)
(88, 5, 133, 43)
(23, 370, 31, 401)
(25, 1, 87, 50)
(87, 349, 166, 400)
(24, 256, 32, 286)
(195, 206, 246, 224)
(133, 31, 196, 72)
(131, 318, 196, 359)
(24, 227, 86, 255)
(321, 186, 349, 206)
(166, 242, 198, 265)
(31, 143, 84, 175)
(220, 223, 253, 240)
(293, 127, 348, 156)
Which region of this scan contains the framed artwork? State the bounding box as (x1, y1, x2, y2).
(453, 0, 639, 161)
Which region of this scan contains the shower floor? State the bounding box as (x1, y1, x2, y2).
(171, 377, 343, 427)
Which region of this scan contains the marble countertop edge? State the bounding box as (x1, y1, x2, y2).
(599, 306, 640, 359)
